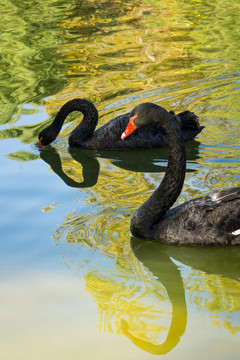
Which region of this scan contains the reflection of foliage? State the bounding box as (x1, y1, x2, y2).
(85, 268, 174, 347)
(0, 121, 45, 144)
(185, 272, 240, 334)
(0, 0, 69, 124)
(7, 151, 39, 162)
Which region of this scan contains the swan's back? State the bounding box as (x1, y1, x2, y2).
(153, 187, 240, 245)
(84, 112, 203, 150)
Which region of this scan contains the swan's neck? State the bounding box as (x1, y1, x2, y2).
(131, 117, 186, 238)
(51, 99, 98, 144)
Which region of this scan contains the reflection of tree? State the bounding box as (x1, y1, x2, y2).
(0, 0, 69, 124)
(186, 275, 240, 334)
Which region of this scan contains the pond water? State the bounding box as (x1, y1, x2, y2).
(1, 0, 240, 359)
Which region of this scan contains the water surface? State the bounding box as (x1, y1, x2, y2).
(0, 0, 240, 359)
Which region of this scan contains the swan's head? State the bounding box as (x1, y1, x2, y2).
(38, 125, 56, 148)
(121, 102, 167, 140)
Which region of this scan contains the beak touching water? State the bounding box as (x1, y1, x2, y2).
(121, 114, 138, 140)
(38, 137, 43, 148)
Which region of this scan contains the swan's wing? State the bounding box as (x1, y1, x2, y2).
(208, 187, 240, 204)
(179, 187, 240, 212)
(88, 115, 169, 149)
(157, 187, 240, 245)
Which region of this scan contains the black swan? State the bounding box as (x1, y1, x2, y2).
(121, 103, 240, 245)
(38, 98, 203, 150)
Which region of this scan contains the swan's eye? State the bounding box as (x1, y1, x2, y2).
(132, 114, 138, 121)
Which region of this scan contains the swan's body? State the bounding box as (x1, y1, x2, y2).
(122, 103, 240, 245)
(38, 99, 203, 150)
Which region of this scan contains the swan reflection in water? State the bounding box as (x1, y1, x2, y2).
(39, 146, 100, 188)
(123, 238, 187, 355)
(39, 140, 201, 188)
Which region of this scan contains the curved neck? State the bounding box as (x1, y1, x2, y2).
(131, 116, 186, 238)
(51, 99, 98, 143)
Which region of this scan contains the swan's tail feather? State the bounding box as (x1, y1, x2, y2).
(176, 110, 203, 132)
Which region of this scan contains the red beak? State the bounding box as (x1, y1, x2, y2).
(121, 115, 138, 140)
(38, 137, 43, 148)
